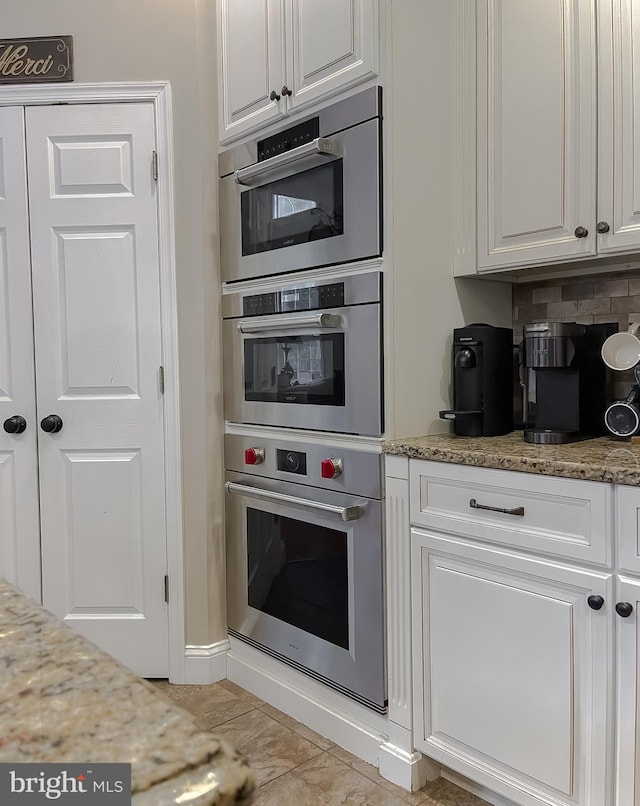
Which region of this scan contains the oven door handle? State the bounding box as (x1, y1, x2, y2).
(235, 137, 342, 186)
(225, 481, 363, 522)
(237, 312, 342, 333)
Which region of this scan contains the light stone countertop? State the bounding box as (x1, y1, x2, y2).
(383, 431, 640, 485)
(0, 580, 255, 805)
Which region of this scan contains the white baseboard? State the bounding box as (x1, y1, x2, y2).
(379, 741, 438, 792)
(226, 637, 388, 767)
(182, 639, 230, 684)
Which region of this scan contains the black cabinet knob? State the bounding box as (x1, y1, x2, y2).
(281, 85, 292, 97)
(616, 602, 634, 618)
(40, 414, 63, 434)
(574, 226, 589, 238)
(269, 89, 281, 101)
(3, 415, 27, 434)
(587, 594, 604, 611)
(596, 221, 610, 234)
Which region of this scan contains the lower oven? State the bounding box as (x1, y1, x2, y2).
(221, 271, 382, 436)
(225, 433, 386, 713)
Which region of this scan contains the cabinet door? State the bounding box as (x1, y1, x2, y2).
(615, 575, 640, 806)
(286, 0, 378, 113)
(477, 0, 597, 271)
(412, 529, 610, 806)
(597, 0, 640, 254)
(218, 0, 286, 143)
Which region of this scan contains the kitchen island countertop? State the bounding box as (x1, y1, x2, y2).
(383, 431, 640, 485)
(0, 579, 255, 805)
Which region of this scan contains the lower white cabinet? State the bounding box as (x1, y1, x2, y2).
(401, 460, 640, 806)
(411, 528, 611, 806)
(615, 575, 640, 806)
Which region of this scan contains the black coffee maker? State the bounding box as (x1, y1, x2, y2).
(521, 321, 616, 443)
(439, 324, 514, 437)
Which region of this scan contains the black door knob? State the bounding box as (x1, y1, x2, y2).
(3, 415, 27, 434)
(596, 221, 610, 234)
(587, 594, 604, 611)
(40, 414, 63, 434)
(281, 85, 292, 97)
(616, 602, 634, 618)
(269, 89, 281, 101)
(574, 226, 589, 238)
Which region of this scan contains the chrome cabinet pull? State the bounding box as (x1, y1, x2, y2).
(469, 498, 525, 517)
(235, 137, 342, 185)
(225, 481, 362, 522)
(237, 311, 342, 333)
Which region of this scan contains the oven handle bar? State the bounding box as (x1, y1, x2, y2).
(225, 481, 362, 522)
(237, 312, 342, 333)
(235, 137, 342, 186)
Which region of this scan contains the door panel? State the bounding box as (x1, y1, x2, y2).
(0, 107, 41, 602)
(615, 575, 640, 806)
(218, 0, 286, 142)
(287, 0, 378, 112)
(412, 530, 610, 806)
(477, 0, 597, 270)
(597, 0, 640, 254)
(26, 103, 168, 676)
(54, 228, 139, 396)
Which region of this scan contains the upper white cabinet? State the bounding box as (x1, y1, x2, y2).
(217, 0, 379, 144)
(457, 0, 640, 275)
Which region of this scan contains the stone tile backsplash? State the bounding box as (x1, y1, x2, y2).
(513, 269, 640, 400)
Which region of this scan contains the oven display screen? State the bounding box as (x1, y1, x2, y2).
(246, 508, 349, 650)
(240, 162, 344, 256)
(243, 334, 345, 406)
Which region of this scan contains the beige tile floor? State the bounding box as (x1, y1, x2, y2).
(151, 679, 488, 806)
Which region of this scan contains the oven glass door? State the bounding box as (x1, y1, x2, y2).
(225, 473, 386, 710)
(241, 161, 344, 256)
(247, 507, 349, 649)
(244, 332, 344, 406)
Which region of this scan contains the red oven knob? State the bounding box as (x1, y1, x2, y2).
(321, 458, 342, 479)
(245, 447, 265, 465)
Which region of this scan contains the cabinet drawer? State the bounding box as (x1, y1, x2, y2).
(410, 461, 611, 565)
(615, 486, 640, 574)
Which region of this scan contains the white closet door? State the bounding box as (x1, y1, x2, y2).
(0, 107, 41, 602)
(26, 103, 169, 676)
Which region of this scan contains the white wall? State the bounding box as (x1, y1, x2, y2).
(386, 0, 512, 439)
(2, 0, 225, 646)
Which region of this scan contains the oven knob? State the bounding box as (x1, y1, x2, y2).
(245, 447, 265, 465)
(321, 458, 342, 479)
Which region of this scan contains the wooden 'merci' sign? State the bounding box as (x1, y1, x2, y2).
(0, 36, 73, 84)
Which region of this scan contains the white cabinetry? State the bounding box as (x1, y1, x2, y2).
(412, 531, 609, 806)
(457, 0, 640, 275)
(409, 461, 611, 806)
(217, 0, 379, 144)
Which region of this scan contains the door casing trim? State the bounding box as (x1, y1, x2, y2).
(0, 81, 186, 682)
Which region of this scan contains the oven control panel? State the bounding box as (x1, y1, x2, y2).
(225, 434, 382, 500)
(277, 449, 307, 475)
(242, 282, 345, 316)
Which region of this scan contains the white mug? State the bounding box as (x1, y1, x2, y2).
(601, 323, 640, 371)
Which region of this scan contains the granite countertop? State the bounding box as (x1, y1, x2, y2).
(0, 580, 255, 805)
(383, 431, 640, 485)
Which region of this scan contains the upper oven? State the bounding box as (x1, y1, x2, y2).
(222, 271, 382, 436)
(219, 86, 382, 283)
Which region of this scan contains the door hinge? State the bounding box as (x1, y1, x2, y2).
(152, 151, 158, 181)
(164, 575, 169, 603)
(159, 365, 165, 394)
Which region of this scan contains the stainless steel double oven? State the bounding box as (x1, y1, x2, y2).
(220, 87, 386, 713)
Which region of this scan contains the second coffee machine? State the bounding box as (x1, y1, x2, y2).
(521, 321, 616, 443)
